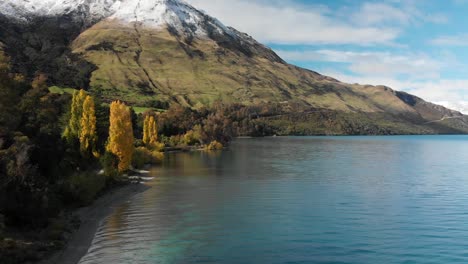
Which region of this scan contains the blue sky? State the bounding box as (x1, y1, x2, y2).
(187, 0, 468, 113)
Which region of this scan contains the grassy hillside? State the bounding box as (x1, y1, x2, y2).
(71, 22, 422, 113)
(2, 16, 467, 135)
(67, 21, 468, 134)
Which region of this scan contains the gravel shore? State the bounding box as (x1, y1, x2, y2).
(41, 183, 150, 264)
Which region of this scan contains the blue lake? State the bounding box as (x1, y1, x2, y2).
(79, 136, 468, 264)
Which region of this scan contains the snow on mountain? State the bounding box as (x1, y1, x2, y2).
(110, 0, 232, 37)
(0, 0, 232, 37)
(436, 101, 468, 115)
(0, 0, 118, 21)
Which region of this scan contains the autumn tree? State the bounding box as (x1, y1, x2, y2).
(64, 89, 87, 143)
(106, 101, 134, 172)
(80, 95, 97, 157)
(143, 114, 158, 148)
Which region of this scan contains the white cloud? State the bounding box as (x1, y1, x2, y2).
(453, 0, 468, 5)
(431, 34, 468, 46)
(276, 49, 442, 79)
(352, 2, 413, 26)
(434, 101, 468, 114)
(187, 0, 400, 45)
(187, 0, 447, 45)
(357, 0, 448, 25)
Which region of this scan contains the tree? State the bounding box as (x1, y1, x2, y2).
(80, 95, 97, 157)
(143, 114, 158, 148)
(0, 54, 27, 136)
(202, 112, 232, 145)
(64, 89, 87, 143)
(106, 101, 134, 172)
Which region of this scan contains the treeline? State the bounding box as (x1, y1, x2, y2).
(155, 102, 283, 145)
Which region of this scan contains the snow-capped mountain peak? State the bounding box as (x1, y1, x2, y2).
(0, 0, 119, 21)
(109, 0, 232, 37)
(0, 0, 232, 38)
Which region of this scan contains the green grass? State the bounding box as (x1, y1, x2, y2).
(49, 86, 76, 95)
(132, 106, 152, 114)
(132, 106, 166, 114)
(73, 25, 409, 114)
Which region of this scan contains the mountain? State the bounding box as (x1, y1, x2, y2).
(1, 0, 468, 135)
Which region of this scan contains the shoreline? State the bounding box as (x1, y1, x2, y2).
(41, 183, 150, 264)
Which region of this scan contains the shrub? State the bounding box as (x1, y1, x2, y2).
(146, 141, 164, 152)
(205, 140, 223, 151)
(151, 150, 164, 164)
(100, 151, 119, 178)
(183, 127, 202, 146)
(169, 135, 184, 147)
(132, 147, 153, 169)
(66, 172, 106, 206)
(45, 216, 67, 240)
(132, 147, 164, 169)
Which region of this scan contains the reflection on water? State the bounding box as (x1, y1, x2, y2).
(80, 136, 468, 264)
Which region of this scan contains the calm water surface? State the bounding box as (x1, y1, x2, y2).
(80, 136, 468, 264)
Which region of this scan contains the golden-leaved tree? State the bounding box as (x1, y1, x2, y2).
(107, 101, 134, 172)
(80, 95, 97, 157)
(64, 89, 87, 143)
(143, 115, 158, 148)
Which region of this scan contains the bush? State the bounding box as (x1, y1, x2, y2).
(66, 172, 106, 206)
(132, 147, 153, 169)
(132, 147, 164, 169)
(0, 186, 61, 228)
(44, 216, 67, 241)
(151, 150, 164, 163)
(169, 135, 184, 147)
(205, 140, 223, 151)
(183, 127, 202, 146)
(100, 151, 119, 178)
(148, 141, 165, 152)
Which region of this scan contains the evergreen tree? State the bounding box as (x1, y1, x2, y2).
(80, 95, 97, 157)
(106, 101, 134, 172)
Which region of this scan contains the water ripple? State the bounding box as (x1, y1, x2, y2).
(80, 136, 468, 264)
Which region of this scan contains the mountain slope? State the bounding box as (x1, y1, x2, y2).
(1, 0, 468, 134)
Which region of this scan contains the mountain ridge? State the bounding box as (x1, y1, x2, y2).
(1, 0, 468, 134)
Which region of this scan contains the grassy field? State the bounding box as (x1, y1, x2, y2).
(131, 106, 166, 114)
(49, 86, 76, 95)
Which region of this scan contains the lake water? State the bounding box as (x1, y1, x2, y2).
(79, 136, 468, 264)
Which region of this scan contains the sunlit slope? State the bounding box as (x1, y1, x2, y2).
(72, 21, 440, 117)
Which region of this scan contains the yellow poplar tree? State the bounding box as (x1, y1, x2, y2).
(80, 95, 97, 157)
(64, 89, 87, 143)
(106, 101, 134, 172)
(143, 115, 158, 148)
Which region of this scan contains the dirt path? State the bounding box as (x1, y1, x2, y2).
(425, 115, 464, 124)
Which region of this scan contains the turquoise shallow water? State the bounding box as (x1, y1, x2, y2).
(80, 136, 468, 264)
